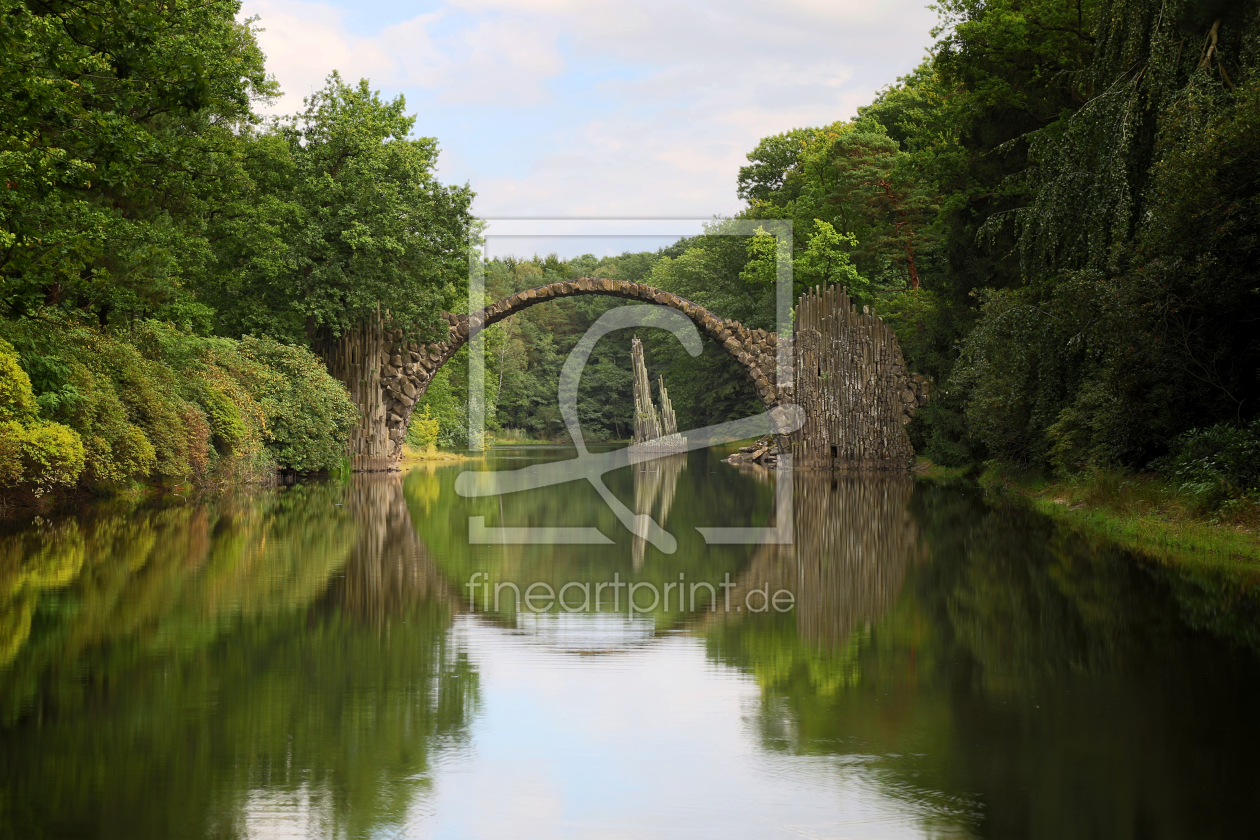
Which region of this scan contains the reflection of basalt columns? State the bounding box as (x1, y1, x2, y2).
(710, 473, 920, 650)
(332, 474, 456, 621)
(631, 453, 688, 569)
(630, 335, 686, 452)
(793, 474, 919, 649)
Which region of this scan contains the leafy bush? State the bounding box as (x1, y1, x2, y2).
(0, 340, 85, 494)
(1, 422, 87, 496)
(405, 406, 440, 450)
(1153, 421, 1260, 512)
(54, 356, 157, 486)
(236, 337, 358, 473)
(0, 342, 36, 422)
(0, 320, 356, 492)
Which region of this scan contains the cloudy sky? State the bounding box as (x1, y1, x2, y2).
(239, 0, 939, 256)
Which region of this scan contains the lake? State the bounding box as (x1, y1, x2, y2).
(1, 446, 1258, 839)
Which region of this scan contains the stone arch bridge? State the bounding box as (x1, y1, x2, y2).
(322, 277, 927, 472)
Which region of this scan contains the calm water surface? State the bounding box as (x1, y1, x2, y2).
(2, 447, 1259, 839)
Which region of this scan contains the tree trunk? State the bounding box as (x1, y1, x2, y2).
(314, 313, 400, 472)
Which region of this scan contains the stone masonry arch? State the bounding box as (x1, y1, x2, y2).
(335, 277, 783, 471)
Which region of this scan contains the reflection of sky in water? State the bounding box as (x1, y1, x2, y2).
(242, 788, 334, 840)
(376, 615, 964, 840)
(235, 612, 966, 838)
(507, 611, 659, 653)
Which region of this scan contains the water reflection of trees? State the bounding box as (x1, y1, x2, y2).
(0, 477, 478, 840)
(707, 471, 921, 650)
(711, 479, 1260, 839)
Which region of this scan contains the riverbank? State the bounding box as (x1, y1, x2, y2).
(400, 445, 477, 463)
(943, 461, 1260, 572)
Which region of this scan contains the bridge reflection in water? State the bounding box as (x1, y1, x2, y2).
(341, 455, 923, 632)
(4, 461, 1260, 839)
(361, 456, 924, 652)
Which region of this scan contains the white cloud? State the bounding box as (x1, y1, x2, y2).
(245, 0, 397, 111)
(240, 0, 939, 237)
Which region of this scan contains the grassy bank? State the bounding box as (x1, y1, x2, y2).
(400, 445, 478, 463)
(963, 462, 1260, 572)
(485, 429, 558, 446)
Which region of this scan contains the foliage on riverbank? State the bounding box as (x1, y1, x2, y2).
(0, 319, 355, 502)
(975, 464, 1260, 571)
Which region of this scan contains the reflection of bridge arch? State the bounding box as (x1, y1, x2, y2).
(323, 279, 781, 470)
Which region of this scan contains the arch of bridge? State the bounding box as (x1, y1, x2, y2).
(375, 277, 785, 453)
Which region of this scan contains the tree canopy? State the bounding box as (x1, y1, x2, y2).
(208, 73, 475, 343)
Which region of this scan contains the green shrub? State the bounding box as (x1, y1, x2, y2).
(0, 340, 36, 422)
(16, 422, 86, 495)
(198, 381, 249, 455)
(1153, 421, 1260, 512)
(0, 422, 21, 487)
(405, 405, 440, 449)
(237, 337, 357, 472)
(68, 329, 201, 480)
(0, 420, 86, 495)
(0, 318, 356, 489)
(0, 340, 86, 493)
(58, 358, 158, 486)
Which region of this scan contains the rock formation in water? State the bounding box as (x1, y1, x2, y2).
(631, 336, 686, 452)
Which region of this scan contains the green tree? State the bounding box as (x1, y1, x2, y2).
(954, 0, 1260, 470)
(210, 73, 474, 343)
(208, 73, 476, 466)
(0, 0, 274, 327)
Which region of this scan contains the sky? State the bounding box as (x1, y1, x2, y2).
(238, 0, 940, 258)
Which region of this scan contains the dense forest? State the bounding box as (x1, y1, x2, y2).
(1, 0, 1257, 514)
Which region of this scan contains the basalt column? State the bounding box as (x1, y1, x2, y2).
(314, 313, 397, 472)
(790, 285, 929, 470)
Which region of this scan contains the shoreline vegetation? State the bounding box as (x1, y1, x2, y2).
(916, 459, 1260, 573)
